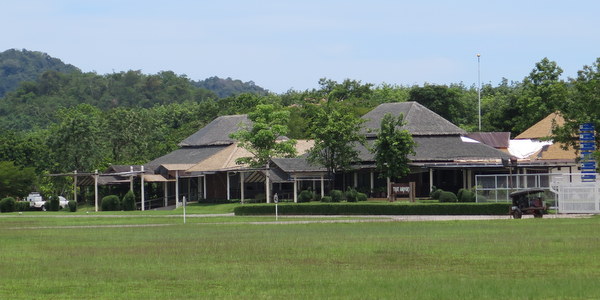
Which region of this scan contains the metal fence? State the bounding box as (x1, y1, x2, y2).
(553, 182, 600, 213)
(475, 173, 555, 203)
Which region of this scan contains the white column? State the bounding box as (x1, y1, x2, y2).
(73, 170, 78, 204)
(203, 175, 207, 199)
(198, 176, 202, 201)
(467, 170, 473, 189)
(429, 168, 434, 193)
(129, 166, 134, 191)
(354, 173, 358, 188)
(175, 170, 180, 207)
(163, 181, 168, 207)
(141, 166, 145, 211)
(523, 168, 528, 188)
(94, 170, 99, 212)
(320, 175, 325, 198)
(240, 172, 245, 203)
(293, 176, 298, 203)
(226, 172, 231, 201)
(265, 163, 271, 203)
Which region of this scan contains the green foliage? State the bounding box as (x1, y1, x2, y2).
(345, 187, 358, 202)
(439, 191, 458, 203)
(0, 49, 80, 98)
(298, 190, 313, 203)
(408, 84, 475, 128)
(234, 203, 511, 216)
(373, 113, 416, 179)
(68, 200, 77, 212)
(430, 187, 443, 200)
(357, 192, 368, 202)
(230, 104, 297, 168)
(48, 195, 60, 211)
(0, 161, 37, 198)
(193, 76, 268, 98)
(457, 188, 476, 203)
(321, 196, 332, 203)
(101, 195, 121, 211)
(0, 197, 16, 212)
(330, 190, 343, 202)
(15, 201, 30, 211)
(122, 190, 136, 211)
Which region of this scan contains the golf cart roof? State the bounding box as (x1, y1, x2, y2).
(509, 188, 546, 197)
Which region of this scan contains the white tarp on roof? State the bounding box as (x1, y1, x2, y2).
(509, 139, 553, 159)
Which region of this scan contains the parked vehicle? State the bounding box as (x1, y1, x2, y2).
(509, 188, 548, 219)
(25, 192, 69, 211)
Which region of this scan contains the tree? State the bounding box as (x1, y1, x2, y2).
(408, 84, 474, 129)
(373, 113, 416, 180)
(307, 101, 365, 189)
(230, 104, 297, 168)
(47, 104, 108, 173)
(0, 161, 36, 198)
(513, 58, 569, 134)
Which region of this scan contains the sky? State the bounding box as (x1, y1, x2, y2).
(3, 0, 600, 93)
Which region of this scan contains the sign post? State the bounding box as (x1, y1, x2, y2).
(183, 196, 187, 224)
(580, 123, 596, 182)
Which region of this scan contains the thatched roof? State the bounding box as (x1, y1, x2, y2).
(357, 136, 512, 162)
(144, 146, 225, 172)
(515, 112, 564, 139)
(178, 114, 251, 147)
(362, 102, 466, 137)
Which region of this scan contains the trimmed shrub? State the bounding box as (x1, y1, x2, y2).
(122, 190, 136, 211)
(357, 192, 368, 202)
(330, 190, 343, 202)
(321, 196, 332, 203)
(298, 190, 313, 203)
(0, 197, 16, 213)
(68, 200, 77, 212)
(313, 193, 322, 202)
(48, 195, 60, 211)
(234, 203, 512, 216)
(458, 188, 476, 202)
(101, 195, 121, 211)
(439, 191, 458, 203)
(345, 188, 358, 202)
(15, 201, 31, 212)
(430, 187, 443, 200)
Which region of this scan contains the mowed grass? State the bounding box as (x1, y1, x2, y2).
(1, 216, 600, 299)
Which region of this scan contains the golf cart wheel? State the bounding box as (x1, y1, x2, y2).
(512, 210, 522, 219)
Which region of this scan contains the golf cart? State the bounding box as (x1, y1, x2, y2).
(509, 188, 548, 219)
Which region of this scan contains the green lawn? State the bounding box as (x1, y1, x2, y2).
(1, 215, 599, 299)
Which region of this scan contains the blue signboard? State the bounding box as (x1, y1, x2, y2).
(580, 132, 595, 141)
(581, 142, 596, 151)
(580, 123, 595, 131)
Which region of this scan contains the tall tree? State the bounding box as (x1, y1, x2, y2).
(307, 101, 365, 189)
(373, 113, 416, 180)
(230, 104, 297, 168)
(0, 161, 37, 198)
(47, 104, 108, 172)
(408, 84, 473, 129)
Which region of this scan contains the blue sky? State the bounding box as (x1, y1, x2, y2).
(3, 0, 600, 93)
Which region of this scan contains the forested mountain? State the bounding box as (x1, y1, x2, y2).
(193, 76, 269, 98)
(0, 49, 80, 98)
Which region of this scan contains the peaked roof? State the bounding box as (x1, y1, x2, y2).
(178, 114, 251, 147)
(515, 112, 564, 139)
(362, 102, 466, 137)
(465, 132, 511, 148)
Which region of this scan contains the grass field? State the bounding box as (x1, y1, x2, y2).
(1, 213, 600, 299)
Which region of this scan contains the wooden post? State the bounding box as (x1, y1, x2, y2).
(94, 170, 99, 212)
(141, 165, 145, 211)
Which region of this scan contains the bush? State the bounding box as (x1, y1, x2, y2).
(345, 188, 358, 202)
(0, 197, 16, 213)
(313, 193, 322, 202)
(321, 196, 332, 203)
(122, 190, 136, 211)
(357, 192, 368, 202)
(101, 195, 121, 211)
(68, 200, 77, 212)
(430, 187, 443, 200)
(457, 188, 476, 202)
(439, 191, 458, 203)
(298, 190, 313, 203)
(48, 195, 60, 211)
(330, 190, 343, 202)
(234, 203, 512, 216)
(15, 201, 30, 212)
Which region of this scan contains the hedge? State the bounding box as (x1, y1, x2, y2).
(234, 203, 511, 216)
